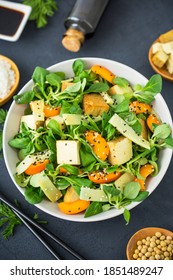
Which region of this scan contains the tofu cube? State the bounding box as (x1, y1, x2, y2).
(152, 50, 169, 68)
(108, 85, 133, 95)
(162, 41, 173, 54)
(21, 115, 36, 130)
(83, 93, 109, 116)
(30, 100, 45, 122)
(62, 114, 82, 125)
(166, 55, 173, 74)
(152, 42, 163, 54)
(107, 136, 133, 166)
(56, 140, 81, 165)
(45, 115, 65, 130)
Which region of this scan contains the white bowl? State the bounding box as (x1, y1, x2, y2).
(3, 58, 173, 222)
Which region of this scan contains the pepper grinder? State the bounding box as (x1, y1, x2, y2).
(62, 0, 110, 52)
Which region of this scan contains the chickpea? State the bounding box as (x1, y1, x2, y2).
(145, 252, 151, 258)
(160, 235, 166, 240)
(155, 232, 162, 238)
(132, 233, 173, 260)
(156, 249, 161, 255)
(150, 241, 156, 248)
(164, 251, 170, 257)
(145, 241, 150, 246)
(167, 236, 172, 240)
(148, 247, 153, 252)
(160, 241, 166, 247)
(167, 246, 172, 252)
(141, 248, 147, 254)
(155, 254, 161, 260)
(161, 246, 167, 252)
(133, 253, 138, 259)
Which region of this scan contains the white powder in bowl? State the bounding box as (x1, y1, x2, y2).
(0, 59, 15, 99)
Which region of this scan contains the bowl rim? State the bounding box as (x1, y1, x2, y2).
(3, 57, 173, 222)
(0, 54, 20, 105)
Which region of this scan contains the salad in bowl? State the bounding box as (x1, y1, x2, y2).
(3, 58, 173, 222)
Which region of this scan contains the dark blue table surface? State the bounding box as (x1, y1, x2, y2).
(0, 0, 173, 260)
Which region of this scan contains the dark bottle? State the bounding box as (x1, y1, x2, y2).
(62, 0, 110, 52)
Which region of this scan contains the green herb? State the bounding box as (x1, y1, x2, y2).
(133, 74, 162, 103)
(132, 191, 149, 202)
(73, 59, 85, 76)
(123, 208, 130, 225)
(0, 202, 22, 239)
(0, 109, 7, 124)
(103, 184, 120, 197)
(123, 182, 140, 199)
(113, 77, 130, 88)
(84, 202, 103, 218)
(33, 213, 47, 224)
(84, 82, 109, 93)
(24, 186, 45, 204)
(0, 109, 7, 153)
(152, 124, 171, 140)
(143, 74, 162, 93)
(22, 0, 58, 28)
(14, 91, 35, 104)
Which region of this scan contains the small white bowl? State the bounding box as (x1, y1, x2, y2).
(3, 58, 173, 222)
(0, 0, 31, 42)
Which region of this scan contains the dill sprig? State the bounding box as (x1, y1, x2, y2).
(0, 202, 22, 239)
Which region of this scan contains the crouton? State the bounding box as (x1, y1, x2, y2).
(83, 93, 109, 116)
(107, 136, 133, 166)
(152, 50, 169, 68)
(159, 29, 173, 43)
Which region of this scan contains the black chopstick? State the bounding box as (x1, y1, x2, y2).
(0, 191, 85, 260)
(13, 209, 61, 260)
